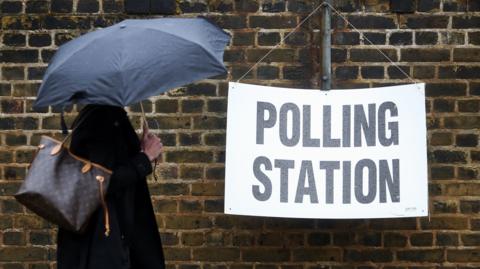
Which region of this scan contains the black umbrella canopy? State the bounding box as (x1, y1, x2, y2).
(34, 17, 231, 110)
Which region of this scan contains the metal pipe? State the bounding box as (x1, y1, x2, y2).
(321, 0, 332, 90)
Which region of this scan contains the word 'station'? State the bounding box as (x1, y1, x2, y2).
(225, 82, 428, 219)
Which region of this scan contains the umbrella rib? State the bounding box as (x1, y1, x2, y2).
(118, 30, 127, 104)
(46, 28, 115, 75)
(137, 26, 227, 69)
(118, 28, 226, 104)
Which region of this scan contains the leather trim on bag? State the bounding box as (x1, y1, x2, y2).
(41, 135, 113, 174)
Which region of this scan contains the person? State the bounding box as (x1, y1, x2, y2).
(56, 104, 165, 269)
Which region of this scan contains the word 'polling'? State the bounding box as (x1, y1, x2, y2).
(256, 102, 399, 147)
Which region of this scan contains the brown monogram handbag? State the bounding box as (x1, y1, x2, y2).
(14, 109, 112, 236)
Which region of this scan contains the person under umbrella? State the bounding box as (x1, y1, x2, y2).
(58, 104, 164, 268)
(33, 17, 230, 269)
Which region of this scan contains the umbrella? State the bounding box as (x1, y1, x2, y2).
(33, 17, 230, 110)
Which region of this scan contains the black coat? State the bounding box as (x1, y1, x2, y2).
(56, 104, 165, 269)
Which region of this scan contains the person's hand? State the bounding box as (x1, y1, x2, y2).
(141, 122, 163, 162)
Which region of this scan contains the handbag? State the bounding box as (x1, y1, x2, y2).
(14, 108, 112, 236)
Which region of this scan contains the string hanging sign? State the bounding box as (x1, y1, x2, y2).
(224, 82, 428, 219)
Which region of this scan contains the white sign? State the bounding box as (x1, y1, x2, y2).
(224, 82, 428, 219)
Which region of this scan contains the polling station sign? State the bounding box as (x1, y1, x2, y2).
(224, 82, 428, 219)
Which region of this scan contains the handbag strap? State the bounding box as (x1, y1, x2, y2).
(60, 106, 100, 145)
(61, 105, 149, 145)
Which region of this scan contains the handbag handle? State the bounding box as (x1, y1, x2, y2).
(53, 104, 157, 179)
(32, 107, 103, 164)
(49, 107, 101, 155)
(65, 107, 100, 140)
(59, 105, 149, 145)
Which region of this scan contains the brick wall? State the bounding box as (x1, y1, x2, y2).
(1, 0, 479, 268)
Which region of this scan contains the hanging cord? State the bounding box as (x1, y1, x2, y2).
(324, 2, 418, 85)
(236, 1, 328, 82)
(236, 1, 419, 85)
(140, 102, 159, 181)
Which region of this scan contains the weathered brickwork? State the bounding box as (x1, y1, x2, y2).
(0, 0, 479, 268)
